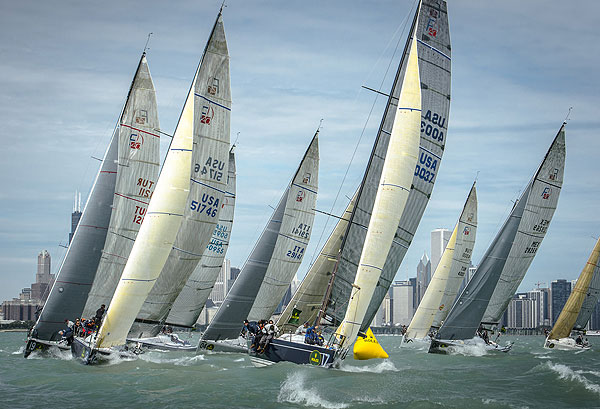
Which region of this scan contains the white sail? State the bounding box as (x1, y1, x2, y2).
(337, 33, 421, 348)
(248, 141, 319, 321)
(82, 55, 160, 318)
(165, 149, 236, 328)
(95, 68, 195, 349)
(406, 184, 477, 339)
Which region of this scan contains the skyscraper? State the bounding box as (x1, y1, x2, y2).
(31, 250, 53, 302)
(431, 228, 452, 274)
(69, 191, 82, 244)
(416, 252, 431, 305)
(551, 279, 572, 325)
(390, 280, 415, 326)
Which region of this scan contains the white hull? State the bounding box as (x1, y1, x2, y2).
(544, 336, 591, 351)
(198, 337, 248, 353)
(127, 334, 195, 352)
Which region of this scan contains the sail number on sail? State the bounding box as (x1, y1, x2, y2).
(190, 194, 220, 217)
(195, 157, 225, 181)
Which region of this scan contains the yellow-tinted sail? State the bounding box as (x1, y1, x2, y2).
(353, 328, 389, 360)
(548, 237, 600, 340)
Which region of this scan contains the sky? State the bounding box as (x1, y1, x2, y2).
(1, 0, 599, 304)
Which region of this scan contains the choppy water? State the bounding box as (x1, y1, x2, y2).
(2, 332, 599, 408)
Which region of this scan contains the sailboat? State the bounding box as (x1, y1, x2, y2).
(429, 123, 566, 354)
(70, 10, 230, 363)
(198, 131, 319, 353)
(544, 237, 600, 351)
(128, 10, 231, 342)
(404, 183, 477, 341)
(254, 0, 451, 368)
(129, 148, 236, 351)
(24, 52, 160, 358)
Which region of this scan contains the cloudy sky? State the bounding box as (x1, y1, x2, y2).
(1, 0, 599, 304)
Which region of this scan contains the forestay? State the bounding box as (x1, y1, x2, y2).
(165, 149, 236, 329)
(406, 183, 477, 339)
(202, 134, 319, 342)
(130, 14, 231, 338)
(549, 238, 600, 339)
(482, 126, 566, 325)
(321, 0, 451, 332)
(82, 54, 160, 318)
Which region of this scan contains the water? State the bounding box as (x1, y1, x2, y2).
(2, 332, 599, 408)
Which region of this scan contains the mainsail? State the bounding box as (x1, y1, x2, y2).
(406, 183, 477, 339)
(482, 125, 566, 325)
(337, 30, 421, 348)
(30, 53, 158, 342)
(165, 149, 236, 329)
(574, 248, 600, 331)
(82, 54, 160, 318)
(129, 13, 231, 338)
(317, 0, 451, 333)
(549, 238, 600, 340)
(201, 133, 319, 342)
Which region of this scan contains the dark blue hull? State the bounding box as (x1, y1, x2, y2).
(71, 337, 99, 364)
(248, 338, 343, 368)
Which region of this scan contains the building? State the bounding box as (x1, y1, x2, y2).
(505, 288, 551, 329)
(69, 191, 82, 244)
(210, 259, 232, 305)
(31, 250, 53, 302)
(551, 279, 572, 325)
(431, 228, 452, 274)
(459, 265, 477, 295)
(416, 253, 431, 306)
(390, 280, 415, 326)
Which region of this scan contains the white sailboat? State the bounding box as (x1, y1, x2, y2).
(544, 237, 600, 351)
(404, 183, 477, 341)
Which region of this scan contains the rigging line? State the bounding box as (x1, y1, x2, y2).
(143, 33, 153, 54)
(308, 3, 413, 268)
(564, 106, 573, 123)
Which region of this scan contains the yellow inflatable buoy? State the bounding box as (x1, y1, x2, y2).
(353, 327, 389, 360)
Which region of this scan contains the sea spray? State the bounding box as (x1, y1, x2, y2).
(338, 359, 398, 373)
(545, 361, 600, 396)
(278, 372, 349, 409)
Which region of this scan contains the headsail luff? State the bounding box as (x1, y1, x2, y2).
(482, 125, 566, 325)
(201, 134, 319, 342)
(129, 14, 231, 338)
(337, 32, 421, 349)
(248, 140, 319, 321)
(82, 54, 160, 318)
(406, 183, 477, 339)
(574, 250, 600, 331)
(31, 53, 157, 342)
(165, 149, 236, 329)
(435, 183, 530, 341)
(276, 193, 355, 333)
(549, 238, 600, 340)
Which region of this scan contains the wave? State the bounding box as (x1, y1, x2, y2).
(338, 360, 398, 373)
(138, 353, 206, 366)
(545, 361, 600, 396)
(278, 372, 349, 409)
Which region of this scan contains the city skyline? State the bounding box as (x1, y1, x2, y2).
(1, 1, 599, 303)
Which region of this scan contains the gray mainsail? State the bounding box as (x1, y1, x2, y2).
(165, 149, 236, 328)
(574, 252, 600, 331)
(130, 13, 231, 338)
(320, 0, 451, 331)
(435, 183, 531, 341)
(482, 126, 566, 325)
(82, 54, 160, 318)
(202, 134, 319, 341)
(30, 53, 157, 342)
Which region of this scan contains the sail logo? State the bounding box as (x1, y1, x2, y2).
(438, 304, 445, 311)
(296, 190, 305, 202)
(541, 187, 552, 199)
(303, 172, 312, 184)
(467, 212, 474, 222)
(207, 77, 220, 96)
(200, 105, 214, 124)
(463, 226, 471, 236)
(425, 17, 437, 37)
(135, 109, 148, 124)
(130, 133, 144, 150)
(549, 168, 559, 180)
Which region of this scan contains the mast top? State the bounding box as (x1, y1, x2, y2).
(219, 0, 226, 15)
(143, 32, 153, 55)
(563, 106, 573, 125)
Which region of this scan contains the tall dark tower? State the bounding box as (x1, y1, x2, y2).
(69, 191, 82, 244)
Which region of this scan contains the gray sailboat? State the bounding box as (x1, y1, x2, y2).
(430, 123, 567, 354)
(24, 52, 159, 357)
(128, 11, 232, 340)
(198, 132, 319, 353)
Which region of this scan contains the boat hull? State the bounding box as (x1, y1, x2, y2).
(248, 338, 342, 368)
(70, 336, 136, 364)
(429, 338, 513, 354)
(127, 335, 195, 352)
(24, 337, 70, 358)
(197, 337, 248, 353)
(544, 336, 591, 351)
